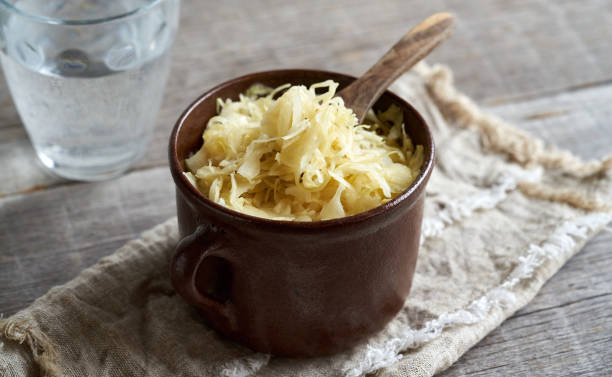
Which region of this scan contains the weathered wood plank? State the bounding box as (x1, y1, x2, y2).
(3, 82, 611, 371)
(0, 162, 610, 375)
(440, 230, 612, 376)
(485, 84, 612, 161)
(1, 1, 611, 374)
(436, 79, 612, 377)
(437, 75, 612, 377)
(0, 167, 176, 316)
(2, 0, 612, 195)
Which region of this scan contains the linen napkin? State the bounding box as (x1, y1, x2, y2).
(2, 62, 611, 377)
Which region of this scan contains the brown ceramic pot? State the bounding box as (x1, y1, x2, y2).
(169, 69, 435, 357)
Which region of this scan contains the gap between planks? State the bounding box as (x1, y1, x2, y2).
(482, 77, 612, 106)
(511, 291, 612, 319)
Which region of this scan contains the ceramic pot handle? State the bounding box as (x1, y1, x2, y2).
(170, 224, 232, 315)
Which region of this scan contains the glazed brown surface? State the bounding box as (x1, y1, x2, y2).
(169, 69, 434, 356)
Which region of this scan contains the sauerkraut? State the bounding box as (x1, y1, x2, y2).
(184, 81, 423, 221)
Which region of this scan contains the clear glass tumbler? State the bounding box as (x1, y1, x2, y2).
(0, 0, 180, 181)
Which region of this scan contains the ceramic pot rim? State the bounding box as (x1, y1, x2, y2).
(169, 69, 435, 229)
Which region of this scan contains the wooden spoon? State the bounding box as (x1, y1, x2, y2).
(337, 13, 455, 123)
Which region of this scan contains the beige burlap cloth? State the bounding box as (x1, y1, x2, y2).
(2, 63, 611, 377)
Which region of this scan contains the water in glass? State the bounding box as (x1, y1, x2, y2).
(0, 0, 179, 180)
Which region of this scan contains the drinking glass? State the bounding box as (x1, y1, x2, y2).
(0, 0, 180, 181)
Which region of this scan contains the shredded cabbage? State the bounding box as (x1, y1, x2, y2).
(184, 81, 424, 221)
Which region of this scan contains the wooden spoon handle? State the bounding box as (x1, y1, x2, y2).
(338, 13, 455, 123)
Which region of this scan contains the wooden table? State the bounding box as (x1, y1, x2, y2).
(1, 1, 610, 375)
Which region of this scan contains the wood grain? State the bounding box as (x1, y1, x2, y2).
(440, 230, 612, 376)
(485, 84, 612, 161)
(1, 83, 610, 374)
(439, 78, 612, 377)
(0, 0, 611, 375)
(0, 167, 176, 315)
